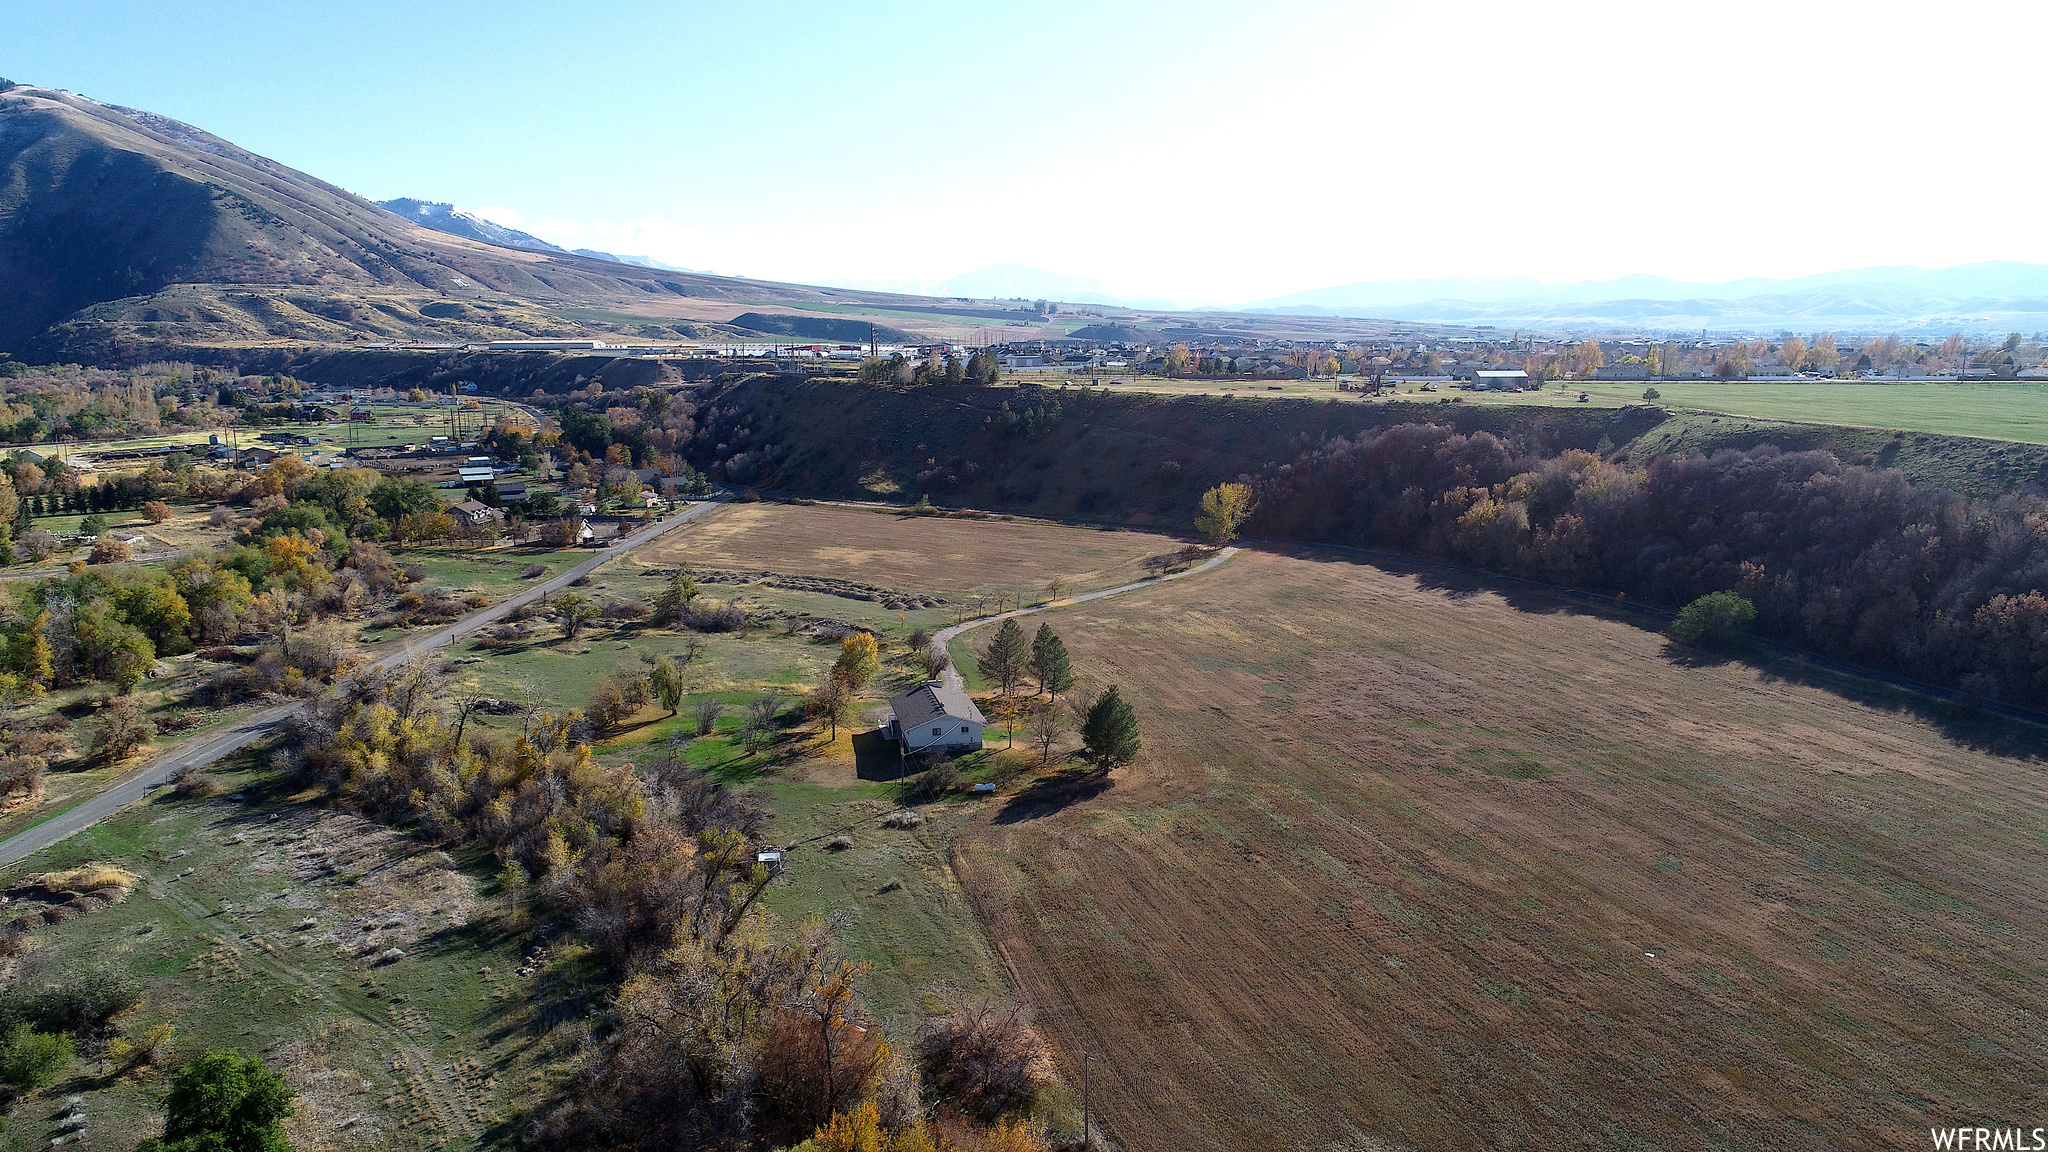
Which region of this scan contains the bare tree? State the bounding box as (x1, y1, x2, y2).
(918, 641, 951, 680)
(448, 678, 490, 750)
(1027, 700, 1067, 765)
(693, 696, 728, 737)
(743, 692, 787, 750)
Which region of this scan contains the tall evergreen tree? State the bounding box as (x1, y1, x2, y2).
(976, 617, 1029, 695)
(1029, 622, 1074, 700)
(1080, 685, 1140, 769)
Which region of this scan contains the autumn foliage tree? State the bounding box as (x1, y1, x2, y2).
(1194, 482, 1255, 545)
(835, 631, 881, 692)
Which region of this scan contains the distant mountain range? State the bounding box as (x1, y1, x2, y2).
(373, 199, 708, 275)
(1242, 265, 2048, 333)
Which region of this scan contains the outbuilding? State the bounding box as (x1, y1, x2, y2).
(885, 680, 986, 753)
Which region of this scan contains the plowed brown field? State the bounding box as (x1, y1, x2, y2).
(956, 548, 2048, 1151)
(637, 502, 1184, 600)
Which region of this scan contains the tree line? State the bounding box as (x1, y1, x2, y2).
(1248, 423, 2048, 708)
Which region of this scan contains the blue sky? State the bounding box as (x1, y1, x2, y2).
(9, 0, 2047, 304)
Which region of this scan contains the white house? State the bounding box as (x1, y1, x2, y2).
(885, 680, 986, 753)
(449, 499, 503, 527)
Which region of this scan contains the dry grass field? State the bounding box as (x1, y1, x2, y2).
(955, 549, 2048, 1152)
(635, 502, 1186, 604)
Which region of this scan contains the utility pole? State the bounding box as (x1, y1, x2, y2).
(1082, 1052, 1092, 1149)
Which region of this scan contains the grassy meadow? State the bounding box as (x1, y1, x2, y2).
(0, 750, 574, 1152)
(954, 547, 2048, 1152)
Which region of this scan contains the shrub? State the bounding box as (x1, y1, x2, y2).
(1642, 387, 1662, 400)
(90, 698, 156, 762)
(141, 1049, 295, 1152)
(174, 767, 223, 798)
(692, 697, 727, 736)
(522, 564, 549, 578)
(106, 1022, 176, 1072)
(917, 1001, 1050, 1121)
(903, 755, 958, 802)
(1670, 591, 1756, 646)
(143, 500, 172, 524)
(0, 1024, 72, 1094)
(685, 602, 746, 633)
(88, 537, 132, 565)
(0, 966, 143, 1035)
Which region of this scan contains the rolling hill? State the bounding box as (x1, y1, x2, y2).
(0, 85, 956, 360)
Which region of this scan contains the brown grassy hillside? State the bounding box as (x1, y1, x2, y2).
(956, 548, 2048, 1151)
(0, 87, 880, 356)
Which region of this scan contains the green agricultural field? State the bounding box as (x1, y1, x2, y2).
(1084, 372, 2048, 445)
(0, 750, 571, 1152)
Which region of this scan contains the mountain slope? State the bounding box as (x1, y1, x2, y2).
(0, 86, 862, 357)
(373, 198, 568, 254)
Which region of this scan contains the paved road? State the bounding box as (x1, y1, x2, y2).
(931, 546, 1239, 691)
(0, 500, 725, 869)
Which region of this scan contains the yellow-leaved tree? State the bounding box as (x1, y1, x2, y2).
(835, 631, 881, 692)
(1193, 483, 1256, 546)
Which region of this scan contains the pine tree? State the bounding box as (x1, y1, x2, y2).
(1029, 623, 1074, 700)
(976, 617, 1028, 695)
(1080, 685, 1140, 769)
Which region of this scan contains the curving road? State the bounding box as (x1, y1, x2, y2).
(932, 546, 1239, 691)
(0, 500, 725, 869)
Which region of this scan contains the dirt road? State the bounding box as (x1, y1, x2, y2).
(0, 500, 725, 868)
(931, 546, 1239, 691)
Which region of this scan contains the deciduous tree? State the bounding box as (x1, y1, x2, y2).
(835, 632, 881, 692)
(555, 593, 599, 639)
(649, 653, 687, 715)
(140, 1049, 295, 1152)
(1193, 482, 1256, 545)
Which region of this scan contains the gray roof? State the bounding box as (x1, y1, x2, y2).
(889, 680, 986, 729)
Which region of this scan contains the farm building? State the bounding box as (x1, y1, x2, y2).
(449, 499, 503, 527)
(885, 680, 986, 753)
